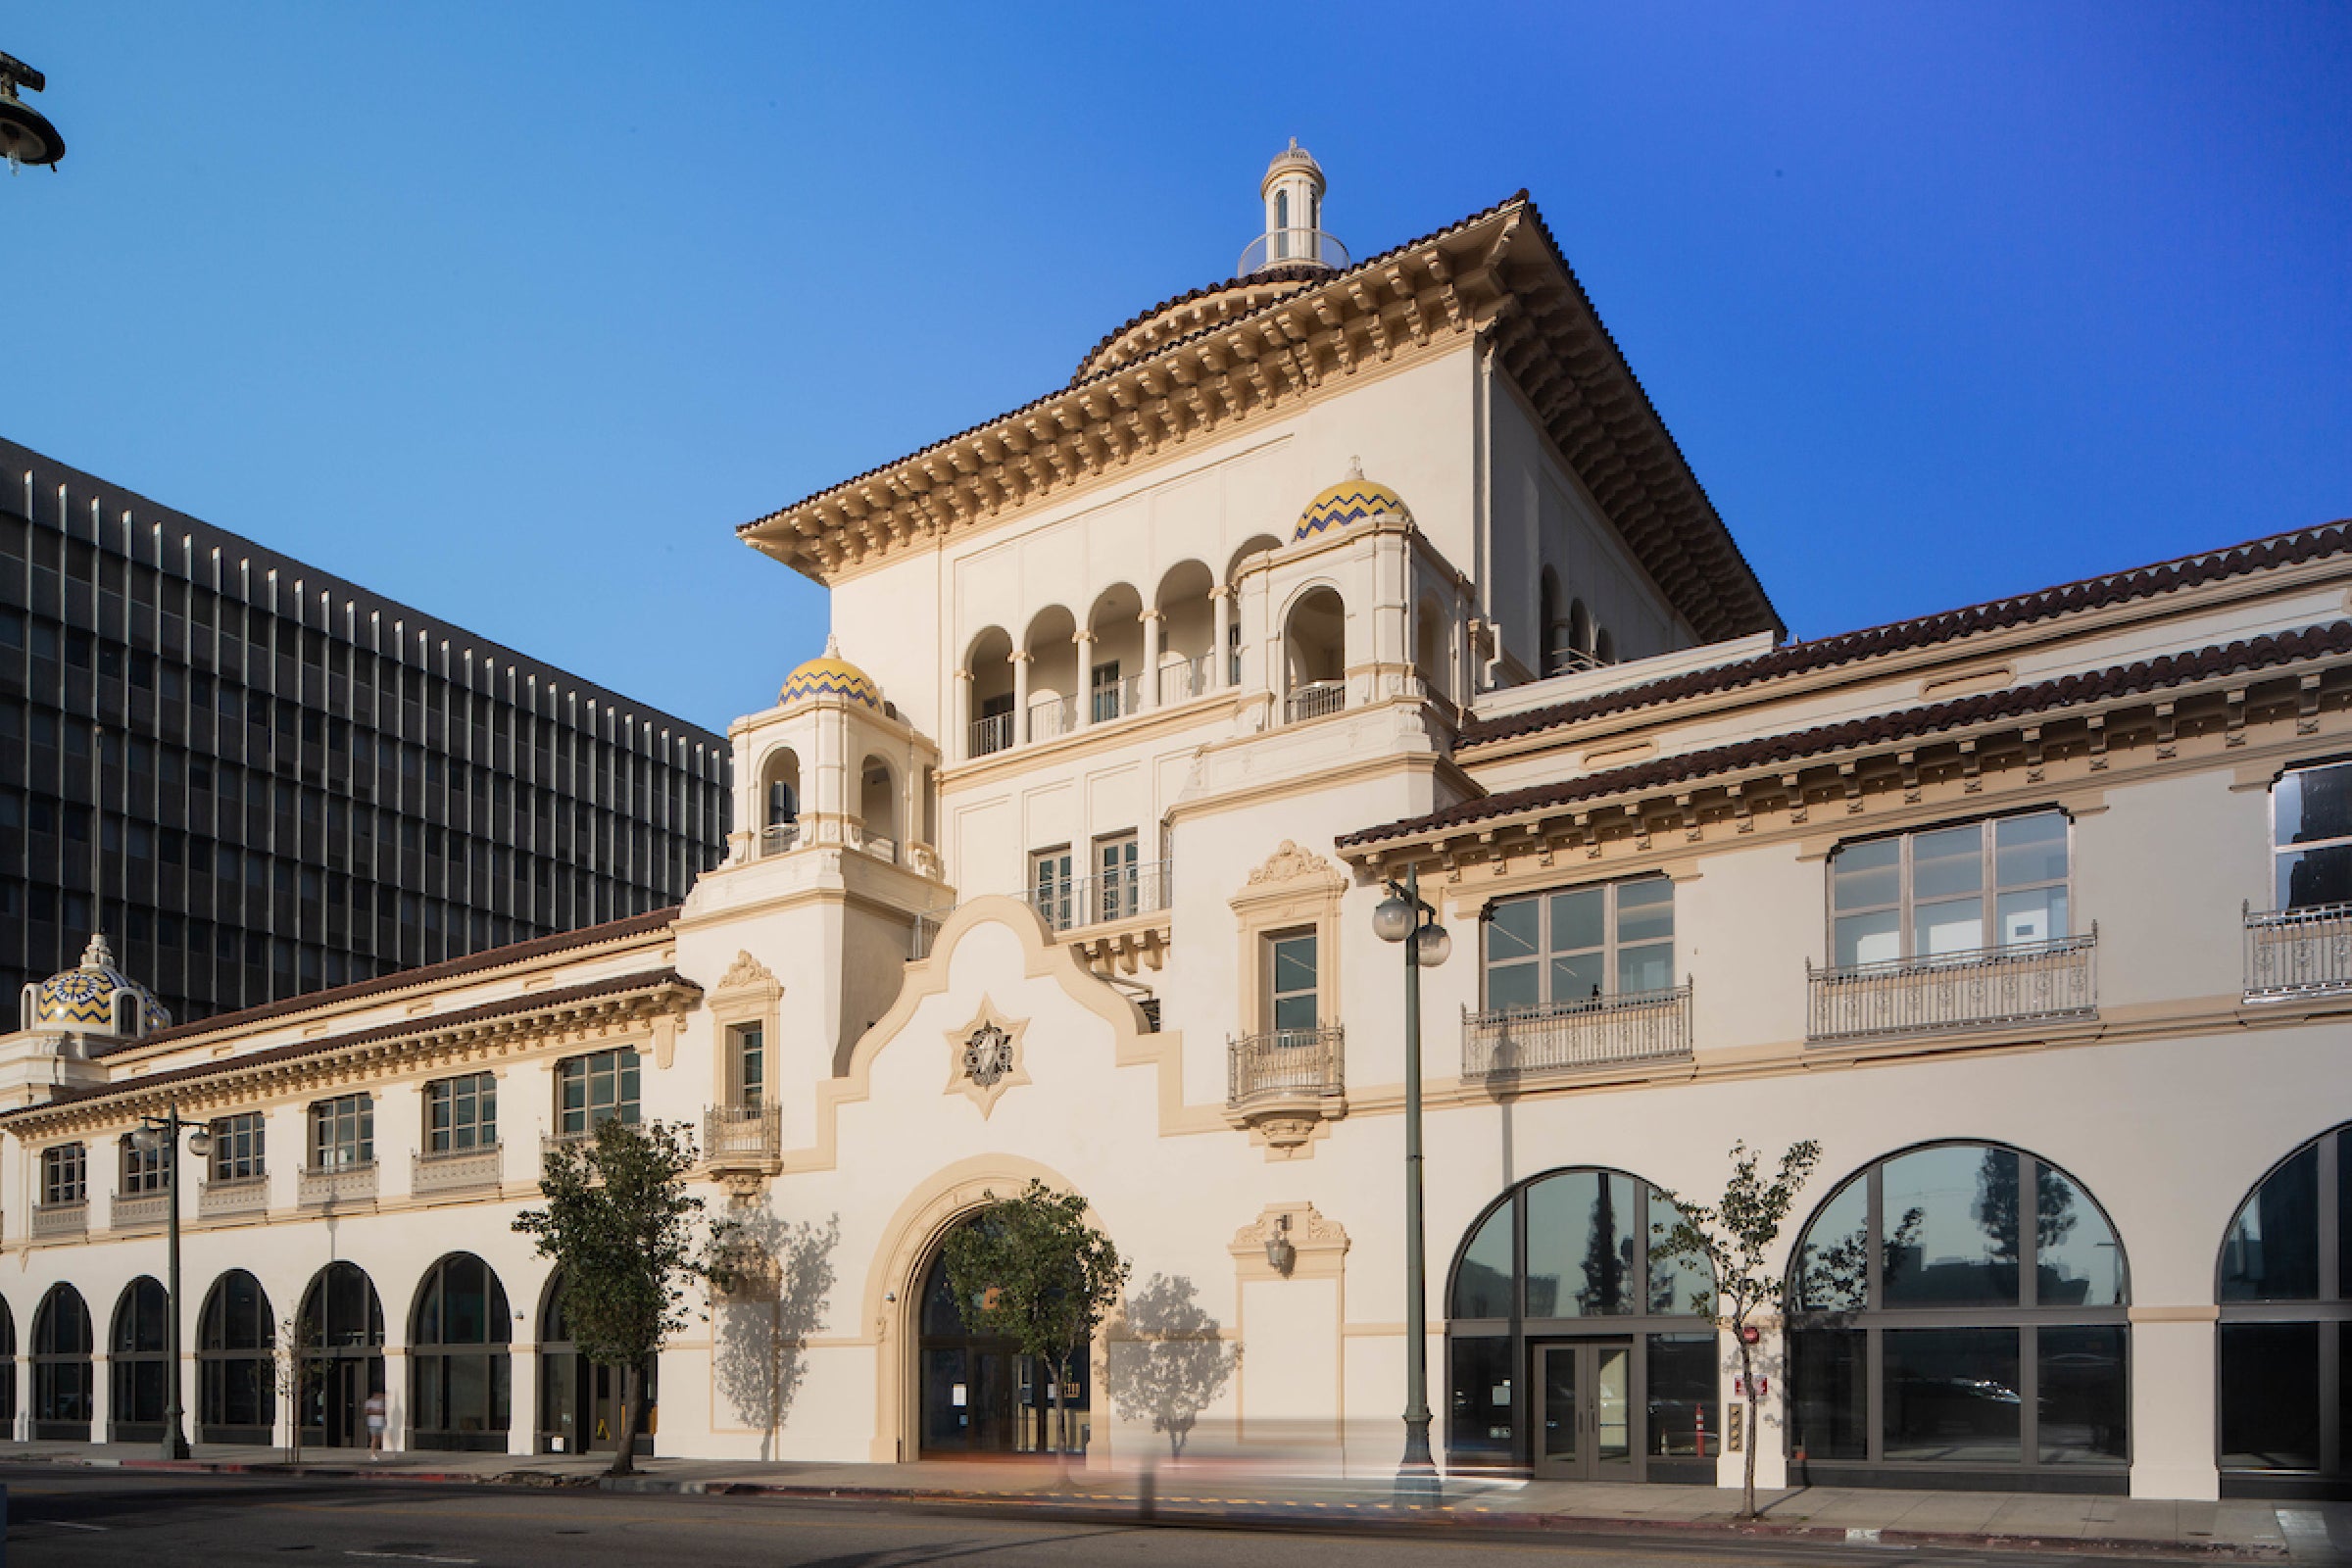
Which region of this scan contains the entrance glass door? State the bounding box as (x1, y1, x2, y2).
(1535, 1342, 1635, 1480)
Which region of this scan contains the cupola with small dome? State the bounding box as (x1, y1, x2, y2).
(1294, 460, 1413, 544)
(20, 932, 172, 1041)
(780, 636, 883, 710)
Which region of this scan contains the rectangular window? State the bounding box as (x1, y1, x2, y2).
(1095, 832, 1139, 922)
(2273, 760, 2352, 908)
(309, 1094, 374, 1171)
(1267, 929, 1319, 1034)
(210, 1112, 266, 1181)
(425, 1072, 498, 1152)
(1030, 846, 1074, 931)
(728, 1024, 765, 1109)
(1830, 811, 2069, 967)
(1090, 661, 1122, 723)
(1483, 876, 1676, 1010)
(41, 1144, 87, 1205)
(120, 1133, 171, 1194)
(556, 1048, 640, 1137)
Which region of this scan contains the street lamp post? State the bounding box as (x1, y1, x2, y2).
(131, 1102, 212, 1461)
(1373, 864, 1449, 1503)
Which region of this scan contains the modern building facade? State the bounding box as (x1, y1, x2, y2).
(0, 437, 732, 1022)
(0, 151, 2344, 1501)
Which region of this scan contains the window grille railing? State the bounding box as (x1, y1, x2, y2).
(31, 1200, 88, 1238)
(297, 1160, 378, 1207)
(1157, 654, 1214, 707)
(412, 1144, 505, 1195)
(2243, 901, 2352, 1001)
(758, 821, 800, 858)
(1091, 673, 1145, 725)
(1227, 1025, 1345, 1108)
(705, 1102, 782, 1162)
(969, 710, 1015, 759)
(1807, 929, 2098, 1043)
(1025, 858, 1172, 934)
(1284, 679, 1347, 724)
(111, 1190, 171, 1231)
(1461, 985, 1693, 1085)
(198, 1174, 270, 1218)
(1028, 693, 1078, 743)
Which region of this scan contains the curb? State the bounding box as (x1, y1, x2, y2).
(10, 1455, 2300, 1563)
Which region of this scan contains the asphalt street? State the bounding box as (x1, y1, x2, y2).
(0, 1467, 2262, 1568)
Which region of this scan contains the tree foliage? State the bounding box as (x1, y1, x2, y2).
(942, 1180, 1129, 1460)
(513, 1118, 734, 1473)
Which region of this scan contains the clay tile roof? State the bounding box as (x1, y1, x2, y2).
(8, 968, 695, 1120)
(1463, 520, 2352, 751)
(102, 905, 681, 1057)
(1342, 619, 2352, 851)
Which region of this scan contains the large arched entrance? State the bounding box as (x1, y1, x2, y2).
(108, 1277, 171, 1444)
(298, 1262, 385, 1448)
(1787, 1140, 2130, 1492)
(536, 1271, 654, 1455)
(411, 1253, 512, 1451)
(2217, 1121, 2350, 1498)
(915, 1213, 1091, 1458)
(199, 1270, 274, 1445)
(1446, 1166, 1719, 1481)
(31, 1284, 91, 1441)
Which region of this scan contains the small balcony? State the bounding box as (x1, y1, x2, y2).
(198, 1174, 270, 1219)
(2243, 901, 2352, 1002)
(1227, 1026, 1346, 1152)
(1807, 930, 2098, 1044)
(413, 1144, 505, 1197)
(705, 1103, 781, 1172)
(1462, 986, 1693, 1087)
(1157, 653, 1215, 707)
(110, 1189, 172, 1232)
(1027, 858, 1172, 935)
(1237, 228, 1349, 277)
(1284, 679, 1347, 724)
(1091, 673, 1144, 725)
(1028, 692, 1079, 744)
(31, 1200, 89, 1239)
(969, 710, 1015, 759)
(297, 1160, 378, 1208)
(756, 821, 801, 858)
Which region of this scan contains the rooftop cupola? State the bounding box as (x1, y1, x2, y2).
(1240, 139, 1347, 278)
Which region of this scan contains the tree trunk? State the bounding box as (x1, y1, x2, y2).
(1737, 1337, 1757, 1520)
(1052, 1351, 1072, 1479)
(610, 1361, 644, 1478)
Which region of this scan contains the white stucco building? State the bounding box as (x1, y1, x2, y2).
(2, 148, 2346, 1501)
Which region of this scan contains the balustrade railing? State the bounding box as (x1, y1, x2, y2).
(1284, 679, 1347, 724)
(1237, 228, 1350, 276)
(111, 1190, 171, 1231)
(758, 821, 801, 858)
(1462, 986, 1692, 1085)
(1091, 673, 1145, 725)
(30, 1200, 87, 1238)
(198, 1174, 270, 1218)
(1808, 930, 2098, 1043)
(705, 1102, 782, 1163)
(1028, 693, 1078, 742)
(1026, 858, 1172, 934)
(969, 710, 1015, 759)
(1157, 654, 1214, 707)
(297, 1160, 379, 1207)
(1228, 1025, 1345, 1108)
(2243, 901, 2352, 1001)
(413, 1144, 505, 1195)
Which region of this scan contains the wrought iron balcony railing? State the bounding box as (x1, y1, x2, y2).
(198, 1174, 270, 1218)
(1026, 858, 1172, 934)
(2243, 901, 2352, 1001)
(1237, 228, 1350, 276)
(297, 1160, 378, 1207)
(705, 1102, 782, 1164)
(1228, 1025, 1345, 1108)
(1284, 678, 1347, 724)
(30, 1200, 87, 1238)
(1807, 929, 2098, 1043)
(1462, 986, 1693, 1086)
(111, 1190, 171, 1231)
(413, 1144, 505, 1195)
(969, 710, 1015, 759)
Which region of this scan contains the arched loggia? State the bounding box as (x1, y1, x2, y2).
(198, 1270, 274, 1445)
(298, 1262, 385, 1449)
(411, 1253, 513, 1451)
(31, 1284, 93, 1441)
(108, 1277, 171, 1444)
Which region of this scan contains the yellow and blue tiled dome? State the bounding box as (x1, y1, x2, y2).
(780, 636, 882, 710)
(26, 933, 171, 1036)
(1294, 465, 1412, 544)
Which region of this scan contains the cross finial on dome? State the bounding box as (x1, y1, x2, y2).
(824, 632, 842, 659)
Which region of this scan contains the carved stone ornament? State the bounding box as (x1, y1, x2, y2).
(1229, 1201, 1351, 1276)
(1246, 839, 1345, 889)
(944, 997, 1031, 1117)
(715, 950, 779, 994)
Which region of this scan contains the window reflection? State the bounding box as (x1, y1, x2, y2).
(1881, 1146, 2018, 1307)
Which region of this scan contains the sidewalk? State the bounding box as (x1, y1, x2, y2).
(5, 1441, 2347, 1564)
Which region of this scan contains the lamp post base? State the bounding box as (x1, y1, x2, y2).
(1395, 1417, 1441, 1507)
(163, 1434, 190, 1461)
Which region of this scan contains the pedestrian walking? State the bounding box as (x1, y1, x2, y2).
(365, 1390, 388, 1460)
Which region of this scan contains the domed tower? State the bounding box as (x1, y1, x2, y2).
(1241, 139, 1347, 278)
(0, 933, 169, 1107)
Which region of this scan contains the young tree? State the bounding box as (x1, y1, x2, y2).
(1651, 1140, 1823, 1520)
(270, 1312, 317, 1466)
(942, 1180, 1129, 1469)
(513, 1119, 735, 1476)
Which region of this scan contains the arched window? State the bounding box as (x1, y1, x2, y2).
(1568, 599, 1594, 659)
(2216, 1122, 2350, 1492)
(110, 1277, 172, 1443)
(758, 747, 801, 856)
(412, 1253, 513, 1451)
(538, 1271, 654, 1456)
(916, 1209, 1094, 1458)
(0, 1297, 15, 1431)
(1539, 569, 1569, 677)
(1281, 588, 1348, 723)
(199, 1269, 275, 1445)
(858, 756, 898, 860)
(1788, 1142, 2128, 1486)
(1446, 1167, 1718, 1481)
(31, 1284, 93, 1440)
(298, 1262, 385, 1449)
(1594, 628, 1616, 665)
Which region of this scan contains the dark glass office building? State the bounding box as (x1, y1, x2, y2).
(0, 438, 731, 1023)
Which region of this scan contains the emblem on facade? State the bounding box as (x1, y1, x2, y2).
(944, 997, 1030, 1117)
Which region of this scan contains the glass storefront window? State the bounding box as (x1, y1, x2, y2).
(1884, 1327, 2021, 1464)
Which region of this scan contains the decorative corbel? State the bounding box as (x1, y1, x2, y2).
(2299, 673, 2324, 736)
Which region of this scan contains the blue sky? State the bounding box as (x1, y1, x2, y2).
(6, 4, 2347, 730)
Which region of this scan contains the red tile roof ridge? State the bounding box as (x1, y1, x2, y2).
(1344, 617, 2352, 849)
(1462, 519, 2352, 750)
(101, 905, 682, 1058)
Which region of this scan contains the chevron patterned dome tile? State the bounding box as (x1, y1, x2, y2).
(1294, 472, 1411, 543)
(29, 933, 172, 1034)
(780, 636, 882, 710)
